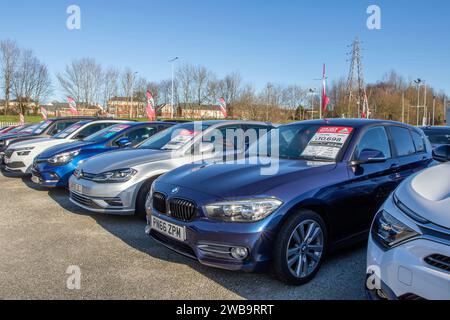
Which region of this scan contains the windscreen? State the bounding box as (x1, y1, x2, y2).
(83, 124, 132, 143)
(139, 123, 211, 151)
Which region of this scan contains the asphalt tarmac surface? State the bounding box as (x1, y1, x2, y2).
(0, 171, 366, 300)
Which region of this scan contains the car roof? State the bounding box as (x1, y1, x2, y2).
(283, 118, 417, 130)
(194, 120, 273, 127)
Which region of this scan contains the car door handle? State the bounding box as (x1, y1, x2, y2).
(390, 163, 399, 169)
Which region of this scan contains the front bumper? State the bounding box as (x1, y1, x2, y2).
(3, 151, 34, 174)
(146, 210, 274, 273)
(68, 175, 142, 215)
(366, 235, 450, 300)
(31, 161, 76, 187)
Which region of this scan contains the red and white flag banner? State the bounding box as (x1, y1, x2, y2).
(67, 97, 78, 115)
(217, 97, 227, 118)
(146, 91, 156, 121)
(40, 106, 48, 120)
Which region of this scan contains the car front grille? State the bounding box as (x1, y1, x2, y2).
(169, 198, 197, 222)
(70, 192, 103, 209)
(424, 254, 450, 273)
(152, 192, 167, 213)
(152, 192, 197, 222)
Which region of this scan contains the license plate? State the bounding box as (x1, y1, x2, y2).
(72, 183, 83, 194)
(151, 216, 186, 241)
(4, 157, 10, 164)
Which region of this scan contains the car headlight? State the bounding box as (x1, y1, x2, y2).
(91, 168, 137, 183)
(204, 198, 283, 222)
(48, 149, 81, 165)
(371, 210, 420, 249)
(15, 147, 34, 156)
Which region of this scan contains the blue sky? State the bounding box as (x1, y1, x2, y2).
(1, 0, 449, 100)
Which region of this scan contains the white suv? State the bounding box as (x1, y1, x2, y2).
(3, 120, 128, 174)
(366, 162, 450, 300)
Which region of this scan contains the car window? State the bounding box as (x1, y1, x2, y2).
(388, 126, 416, 157)
(120, 126, 158, 146)
(423, 129, 450, 145)
(411, 131, 426, 153)
(355, 126, 391, 160)
(216, 125, 244, 152)
(53, 122, 85, 139)
(49, 121, 77, 136)
(75, 123, 114, 139)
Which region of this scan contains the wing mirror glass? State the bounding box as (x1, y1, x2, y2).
(116, 137, 132, 148)
(199, 142, 215, 154)
(432, 145, 450, 162)
(351, 149, 387, 166)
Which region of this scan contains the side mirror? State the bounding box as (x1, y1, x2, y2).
(199, 142, 215, 154)
(432, 145, 450, 162)
(116, 138, 132, 148)
(75, 134, 87, 140)
(351, 149, 387, 166)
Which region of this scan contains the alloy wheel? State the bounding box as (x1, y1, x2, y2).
(286, 219, 324, 279)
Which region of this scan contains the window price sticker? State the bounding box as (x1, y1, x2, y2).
(302, 126, 354, 159)
(162, 129, 200, 150)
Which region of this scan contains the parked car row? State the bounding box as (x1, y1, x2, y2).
(1, 118, 449, 300)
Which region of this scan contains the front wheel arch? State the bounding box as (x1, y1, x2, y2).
(275, 200, 333, 249)
(135, 175, 163, 217)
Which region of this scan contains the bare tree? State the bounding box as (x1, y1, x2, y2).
(0, 39, 20, 115)
(102, 67, 119, 111)
(57, 58, 103, 108)
(12, 49, 41, 114)
(121, 68, 137, 118)
(177, 63, 194, 106)
(32, 63, 52, 114)
(192, 65, 211, 105)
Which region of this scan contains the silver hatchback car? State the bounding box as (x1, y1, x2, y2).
(69, 121, 273, 216)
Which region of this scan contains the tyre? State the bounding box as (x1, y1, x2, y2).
(135, 178, 157, 218)
(272, 209, 327, 285)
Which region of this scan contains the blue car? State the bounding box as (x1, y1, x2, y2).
(146, 119, 434, 285)
(32, 122, 175, 187)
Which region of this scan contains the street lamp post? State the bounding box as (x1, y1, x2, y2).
(169, 57, 179, 118)
(308, 88, 318, 120)
(413, 79, 425, 126)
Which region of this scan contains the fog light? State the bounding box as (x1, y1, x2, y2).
(230, 247, 249, 260)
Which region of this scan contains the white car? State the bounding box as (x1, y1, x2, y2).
(366, 162, 450, 300)
(3, 120, 129, 174)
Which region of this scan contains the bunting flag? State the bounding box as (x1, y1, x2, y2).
(146, 91, 156, 121)
(40, 106, 48, 120)
(217, 97, 227, 118)
(67, 97, 78, 115)
(19, 113, 25, 125)
(321, 64, 330, 113)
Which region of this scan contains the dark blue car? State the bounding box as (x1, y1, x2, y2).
(146, 119, 434, 285)
(32, 122, 175, 187)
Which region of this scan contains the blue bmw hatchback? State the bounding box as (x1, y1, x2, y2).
(146, 119, 434, 285)
(32, 122, 175, 187)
